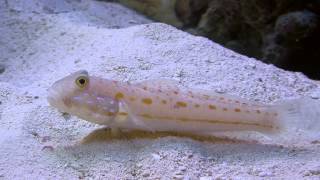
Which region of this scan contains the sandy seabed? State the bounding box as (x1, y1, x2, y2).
(1, 0, 320, 179)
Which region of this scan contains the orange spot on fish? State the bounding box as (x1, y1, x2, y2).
(118, 112, 128, 116)
(115, 92, 124, 100)
(179, 117, 189, 122)
(176, 101, 187, 107)
(208, 104, 216, 110)
(234, 108, 241, 112)
(106, 112, 115, 116)
(142, 98, 153, 105)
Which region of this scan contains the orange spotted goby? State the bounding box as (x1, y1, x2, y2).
(47, 70, 319, 135)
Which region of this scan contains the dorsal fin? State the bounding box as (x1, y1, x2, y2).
(191, 89, 264, 107)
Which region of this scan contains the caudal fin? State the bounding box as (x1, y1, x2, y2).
(270, 98, 320, 142)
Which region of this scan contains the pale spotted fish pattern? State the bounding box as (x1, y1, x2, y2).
(47, 70, 320, 135)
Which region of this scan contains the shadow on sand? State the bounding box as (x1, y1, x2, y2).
(80, 127, 256, 145)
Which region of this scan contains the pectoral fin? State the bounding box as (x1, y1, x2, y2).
(117, 101, 155, 132)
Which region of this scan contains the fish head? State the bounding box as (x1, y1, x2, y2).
(47, 70, 119, 125)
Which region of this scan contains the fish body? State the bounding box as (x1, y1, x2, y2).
(48, 70, 292, 135)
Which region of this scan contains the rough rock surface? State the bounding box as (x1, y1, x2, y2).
(119, 0, 182, 27)
(117, 0, 320, 79)
(1, 0, 320, 179)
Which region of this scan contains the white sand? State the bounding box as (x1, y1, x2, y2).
(1, 0, 320, 179)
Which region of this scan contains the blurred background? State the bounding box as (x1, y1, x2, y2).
(2, 0, 319, 80)
(104, 0, 320, 80)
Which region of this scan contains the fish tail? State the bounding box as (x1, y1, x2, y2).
(267, 98, 320, 141)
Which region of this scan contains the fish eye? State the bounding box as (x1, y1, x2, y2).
(75, 76, 89, 88)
